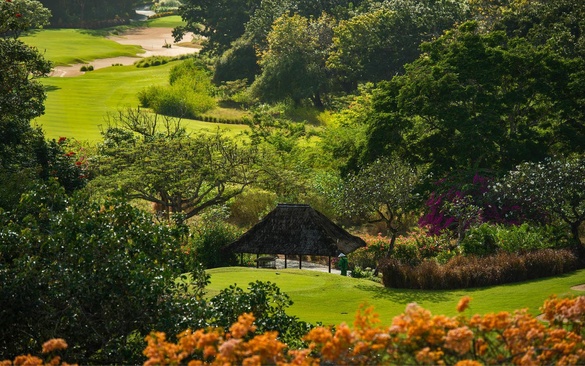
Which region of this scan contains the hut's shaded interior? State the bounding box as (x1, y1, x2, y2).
(225, 203, 366, 272)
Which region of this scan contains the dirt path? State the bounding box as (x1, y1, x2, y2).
(50, 27, 199, 77)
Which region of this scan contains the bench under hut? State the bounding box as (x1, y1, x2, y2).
(225, 203, 366, 273)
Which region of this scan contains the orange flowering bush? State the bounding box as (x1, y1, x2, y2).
(0, 338, 75, 366)
(142, 296, 585, 365)
(8, 296, 585, 365)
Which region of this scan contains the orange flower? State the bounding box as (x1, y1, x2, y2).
(444, 326, 474, 355)
(229, 313, 256, 338)
(42, 339, 68, 353)
(454, 360, 483, 366)
(13, 355, 43, 365)
(457, 296, 472, 313)
(415, 347, 444, 364)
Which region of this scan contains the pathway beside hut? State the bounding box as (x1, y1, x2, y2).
(273, 258, 345, 275)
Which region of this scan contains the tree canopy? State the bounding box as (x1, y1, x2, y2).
(357, 21, 585, 181)
(91, 111, 260, 221)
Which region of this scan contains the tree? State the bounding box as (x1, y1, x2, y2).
(91, 110, 259, 221)
(250, 13, 334, 107)
(327, 0, 468, 90)
(331, 156, 422, 253)
(358, 21, 585, 182)
(0, 183, 210, 363)
(0, 0, 54, 210)
(491, 156, 585, 248)
(38, 0, 139, 27)
(174, 0, 261, 55)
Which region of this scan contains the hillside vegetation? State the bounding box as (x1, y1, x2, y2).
(2, 0, 585, 363)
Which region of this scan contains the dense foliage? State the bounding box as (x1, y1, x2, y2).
(39, 0, 140, 27)
(91, 110, 260, 221)
(6, 295, 585, 365)
(138, 58, 217, 119)
(0, 184, 209, 363)
(4, 0, 585, 362)
(143, 295, 585, 365)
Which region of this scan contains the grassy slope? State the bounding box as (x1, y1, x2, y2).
(22, 15, 248, 142)
(35, 62, 247, 141)
(21, 29, 144, 66)
(206, 267, 585, 326)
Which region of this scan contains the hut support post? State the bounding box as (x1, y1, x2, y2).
(240, 253, 243, 266)
(299, 255, 302, 269)
(328, 256, 331, 273)
(256, 254, 259, 268)
(285, 255, 287, 269)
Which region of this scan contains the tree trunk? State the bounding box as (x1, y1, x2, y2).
(312, 92, 324, 110)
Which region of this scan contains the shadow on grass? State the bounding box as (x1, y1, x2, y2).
(355, 283, 451, 305)
(44, 85, 61, 92)
(356, 269, 585, 307)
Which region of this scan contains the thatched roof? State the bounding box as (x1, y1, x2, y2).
(226, 204, 366, 256)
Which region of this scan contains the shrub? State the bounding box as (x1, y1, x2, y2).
(380, 249, 579, 289)
(460, 223, 498, 256)
(12, 296, 585, 365)
(137, 59, 217, 118)
(140, 296, 585, 365)
(347, 233, 388, 270)
(461, 223, 571, 256)
(206, 281, 313, 349)
(187, 207, 241, 269)
(0, 191, 209, 363)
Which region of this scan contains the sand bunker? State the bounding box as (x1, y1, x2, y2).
(51, 27, 199, 77)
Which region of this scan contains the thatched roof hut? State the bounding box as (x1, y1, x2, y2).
(225, 204, 366, 271)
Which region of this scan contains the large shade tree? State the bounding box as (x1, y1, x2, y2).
(174, 0, 262, 55)
(330, 156, 422, 252)
(91, 110, 260, 221)
(358, 21, 585, 182)
(327, 0, 468, 90)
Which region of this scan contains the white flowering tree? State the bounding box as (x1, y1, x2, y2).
(492, 156, 585, 247)
(333, 156, 422, 253)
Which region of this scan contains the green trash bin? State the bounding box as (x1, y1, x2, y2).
(339, 253, 348, 276)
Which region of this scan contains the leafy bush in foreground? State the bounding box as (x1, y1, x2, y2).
(139, 295, 584, 365)
(7, 296, 585, 365)
(0, 187, 208, 364)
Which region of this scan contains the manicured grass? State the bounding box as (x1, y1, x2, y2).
(146, 15, 186, 28)
(34, 62, 248, 142)
(206, 267, 585, 326)
(21, 29, 144, 66)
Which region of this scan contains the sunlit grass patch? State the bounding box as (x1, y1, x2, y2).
(206, 267, 585, 325)
(21, 29, 143, 66)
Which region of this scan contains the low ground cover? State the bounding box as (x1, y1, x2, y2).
(205, 267, 585, 325)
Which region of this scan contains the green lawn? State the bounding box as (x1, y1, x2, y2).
(21, 29, 144, 66)
(145, 15, 186, 28)
(34, 62, 248, 142)
(206, 267, 585, 326)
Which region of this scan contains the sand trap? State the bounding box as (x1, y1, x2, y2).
(571, 284, 585, 291)
(51, 27, 199, 77)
